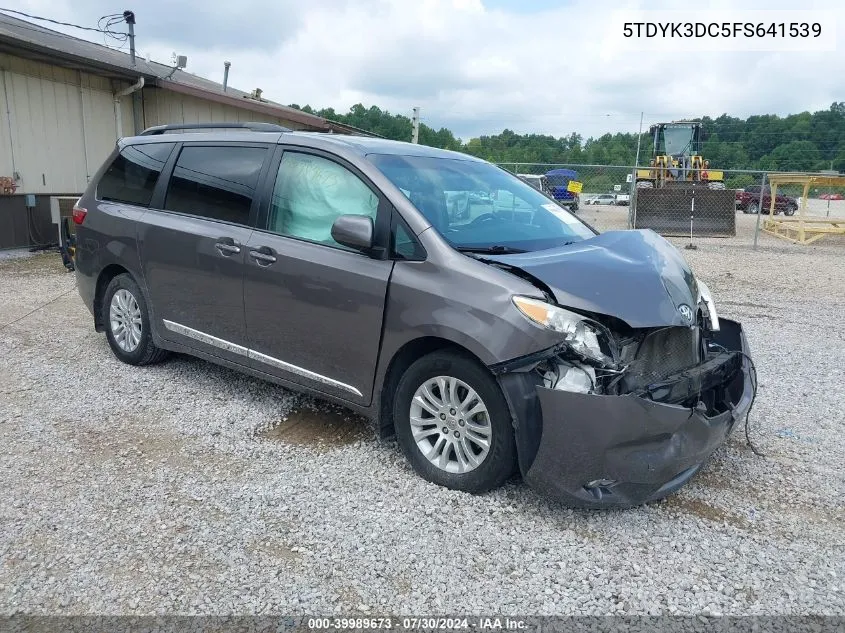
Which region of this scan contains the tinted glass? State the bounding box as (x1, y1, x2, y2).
(97, 143, 174, 206)
(369, 154, 594, 253)
(267, 152, 379, 247)
(164, 146, 267, 225)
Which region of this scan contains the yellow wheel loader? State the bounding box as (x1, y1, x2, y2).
(633, 121, 736, 237)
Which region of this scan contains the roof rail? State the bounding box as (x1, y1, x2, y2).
(139, 122, 291, 135)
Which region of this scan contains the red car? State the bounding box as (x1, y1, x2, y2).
(819, 193, 844, 201)
(736, 186, 798, 215)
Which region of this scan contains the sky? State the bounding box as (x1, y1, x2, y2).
(3, 0, 844, 140)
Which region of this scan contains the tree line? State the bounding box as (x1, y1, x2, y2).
(290, 102, 845, 174)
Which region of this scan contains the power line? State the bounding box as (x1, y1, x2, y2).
(97, 13, 129, 42)
(0, 18, 131, 53)
(0, 7, 125, 35)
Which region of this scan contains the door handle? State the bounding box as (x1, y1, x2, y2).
(249, 248, 277, 265)
(215, 239, 241, 256)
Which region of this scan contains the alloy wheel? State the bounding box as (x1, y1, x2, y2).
(109, 289, 142, 353)
(408, 375, 492, 474)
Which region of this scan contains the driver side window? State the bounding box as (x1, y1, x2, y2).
(268, 152, 379, 247)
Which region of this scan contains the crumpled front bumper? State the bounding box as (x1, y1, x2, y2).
(500, 318, 753, 509)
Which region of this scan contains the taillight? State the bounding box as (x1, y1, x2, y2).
(72, 205, 87, 225)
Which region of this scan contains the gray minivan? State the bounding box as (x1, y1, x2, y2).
(73, 123, 754, 509)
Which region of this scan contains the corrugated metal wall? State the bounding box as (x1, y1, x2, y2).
(142, 88, 310, 130)
(0, 52, 131, 196)
(0, 52, 319, 248)
(0, 52, 313, 200)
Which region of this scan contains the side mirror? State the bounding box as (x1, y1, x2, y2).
(331, 214, 374, 252)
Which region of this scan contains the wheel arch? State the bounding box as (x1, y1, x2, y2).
(94, 264, 134, 332)
(375, 336, 489, 439)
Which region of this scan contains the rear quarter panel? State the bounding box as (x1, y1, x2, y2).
(76, 197, 148, 292)
(74, 147, 149, 318)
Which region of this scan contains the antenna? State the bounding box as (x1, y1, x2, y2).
(163, 54, 188, 80)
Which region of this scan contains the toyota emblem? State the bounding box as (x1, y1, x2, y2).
(678, 304, 693, 322)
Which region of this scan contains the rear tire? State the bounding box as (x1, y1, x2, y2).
(784, 204, 797, 216)
(102, 274, 169, 366)
(748, 202, 759, 214)
(393, 350, 516, 494)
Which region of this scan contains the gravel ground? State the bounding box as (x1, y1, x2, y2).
(1, 222, 843, 616)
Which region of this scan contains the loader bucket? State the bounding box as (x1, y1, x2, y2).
(634, 184, 736, 237)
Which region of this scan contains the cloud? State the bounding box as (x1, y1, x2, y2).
(12, 0, 352, 49)
(9, 0, 845, 140)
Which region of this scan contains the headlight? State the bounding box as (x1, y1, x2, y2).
(696, 279, 720, 331)
(512, 296, 613, 365)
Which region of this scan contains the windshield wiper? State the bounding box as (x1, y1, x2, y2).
(456, 245, 527, 255)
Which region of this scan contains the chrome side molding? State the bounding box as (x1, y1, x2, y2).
(162, 320, 249, 356)
(161, 319, 362, 398)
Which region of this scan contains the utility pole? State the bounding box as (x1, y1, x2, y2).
(123, 10, 143, 135)
(124, 10, 136, 67)
(411, 107, 420, 144)
(633, 111, 644, 169)
(630, 111, 644, 228)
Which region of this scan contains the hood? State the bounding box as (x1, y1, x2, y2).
(485, 230, 699, 328)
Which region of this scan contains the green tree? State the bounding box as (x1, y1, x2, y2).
(759, 140, 822, 171)
(286, 103, 845, 174)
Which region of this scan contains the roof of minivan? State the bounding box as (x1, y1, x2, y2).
(297, 134, 481, 160)
(124, 130, 484, 162)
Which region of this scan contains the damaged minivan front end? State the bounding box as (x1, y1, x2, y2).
(485, 230, 754, 508)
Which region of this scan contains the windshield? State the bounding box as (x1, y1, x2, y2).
(662, 125, 695, 156)
(368, 154, 595, 252)
(519, 175, 544, 190)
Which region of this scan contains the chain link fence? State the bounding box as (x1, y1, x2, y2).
(495, 163, 803, 246)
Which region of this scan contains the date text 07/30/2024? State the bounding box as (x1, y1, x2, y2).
(307, 617, 528, 630)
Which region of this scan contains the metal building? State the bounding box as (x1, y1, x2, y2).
(0, 12, 368, 249)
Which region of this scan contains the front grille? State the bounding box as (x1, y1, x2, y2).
(623, 327, 703, 391)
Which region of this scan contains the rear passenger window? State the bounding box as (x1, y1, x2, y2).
(164, 146, 267, 225)
(97, 143, 174, 206)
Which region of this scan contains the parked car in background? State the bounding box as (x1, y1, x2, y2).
(73, 122, 753, 509)
(819, 193, 844, 201)
(615, 193, 630, 206)
(585, 193, 617, 206)
(469, 190, 493, 204)
(736, 185, 798, 215)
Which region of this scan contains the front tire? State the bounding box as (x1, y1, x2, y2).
(784, 204, 797, 216)
(748, 202, 759, 214)
(393, 351, 517, 494)
(102, 274, 169, 366)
